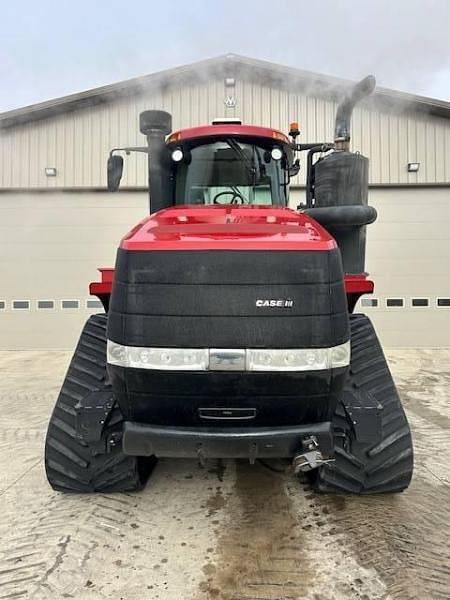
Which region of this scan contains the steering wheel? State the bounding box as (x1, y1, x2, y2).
(213, 191, 245, 204)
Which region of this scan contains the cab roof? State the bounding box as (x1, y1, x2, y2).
(167, 123, 291, 146)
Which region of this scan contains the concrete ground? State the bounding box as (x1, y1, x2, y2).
(0, 349, 449, 600)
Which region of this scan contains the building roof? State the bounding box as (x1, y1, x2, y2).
(1, 53, 449, 129)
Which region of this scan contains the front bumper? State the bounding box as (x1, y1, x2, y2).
(122, 421, 333, 459)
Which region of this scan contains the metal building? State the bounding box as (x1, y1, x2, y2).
(0, 54, 449, 349)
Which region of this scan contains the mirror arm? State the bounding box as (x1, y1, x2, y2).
(110, 146, 148, 156)
(292, 142, 335, 152)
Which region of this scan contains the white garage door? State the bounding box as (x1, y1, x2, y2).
(0, 187, 449, 349)
(0, 191, 148, 350)
(362, 187, 450, 346)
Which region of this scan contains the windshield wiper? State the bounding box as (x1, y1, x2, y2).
(225, 138, 256, 184)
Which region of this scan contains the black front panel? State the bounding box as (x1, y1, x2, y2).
(114, 247, 343, 284)
(108, 365, 347, 427)
(108, 314, 348, 348)
(108, 249, 349, 349)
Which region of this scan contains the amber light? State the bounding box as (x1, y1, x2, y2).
(272, 131, 288, 142)
(289, 122, 300, 136)
(167, 132, 181, 144)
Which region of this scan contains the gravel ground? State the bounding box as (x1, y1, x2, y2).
(0, 348, 449, 600)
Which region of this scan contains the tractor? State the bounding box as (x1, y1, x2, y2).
(45, 75, 414, 494)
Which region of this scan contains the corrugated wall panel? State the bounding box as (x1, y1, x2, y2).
(415, 119, 427, 183)
(445, 121, 450, 181)
(1, 76, 449, 189)
(359, 107, 372, 164)
(379, 112, 390, 182)
(435, 120, 445, 182)
(406, 116, 417, 185)
(397, 114, 409, 184)
(388, 114, 398, 183)
(425, 120, 436, 182)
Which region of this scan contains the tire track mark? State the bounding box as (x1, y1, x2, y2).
(0, 460, 226, 599)
(299, 403, 450, 599)
(199, 461, 316, 600)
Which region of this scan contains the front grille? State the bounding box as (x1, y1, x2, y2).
(108, 249, 349, 349)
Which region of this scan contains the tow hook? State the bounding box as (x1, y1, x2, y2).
(292, 436, 334, 474)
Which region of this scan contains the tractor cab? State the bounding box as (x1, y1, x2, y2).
(106, 77, 378, 277)
(166, 121, 294, 207)
(107, 117, 298, 211)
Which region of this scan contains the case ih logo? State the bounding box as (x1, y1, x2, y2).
(256, 299, 295, 308)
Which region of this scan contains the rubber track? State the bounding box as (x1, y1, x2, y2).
(45, 314, 150, 493)
(313, 314, 414, 494)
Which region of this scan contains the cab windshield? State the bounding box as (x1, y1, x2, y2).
(173, 139, 287, 206)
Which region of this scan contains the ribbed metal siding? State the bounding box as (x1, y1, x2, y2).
(1, 77, 449, 188)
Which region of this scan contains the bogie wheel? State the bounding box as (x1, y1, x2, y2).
(312, 314, 414, 494)
(45, 314, 154, 493)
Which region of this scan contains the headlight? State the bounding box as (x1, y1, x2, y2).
(271, 147, 283, 160)
(247, 344, 349, 371)
(330, 341, 351, 368)
(171, 148, 184, 162)
(107, 341, 208, 370)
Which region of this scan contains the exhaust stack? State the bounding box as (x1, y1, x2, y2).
(334, 75, 376, 151)
(140, 110, 172, 214)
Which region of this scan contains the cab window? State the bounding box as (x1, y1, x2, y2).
(173, 140, 287, 206)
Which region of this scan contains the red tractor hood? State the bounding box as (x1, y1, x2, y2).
(120, 205, 336, 251)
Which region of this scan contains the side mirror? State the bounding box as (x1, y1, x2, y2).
(289, 159, 300, 178)
(107, 155, 124, 192)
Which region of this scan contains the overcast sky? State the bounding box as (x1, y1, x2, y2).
(1, 0, 449, 112)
